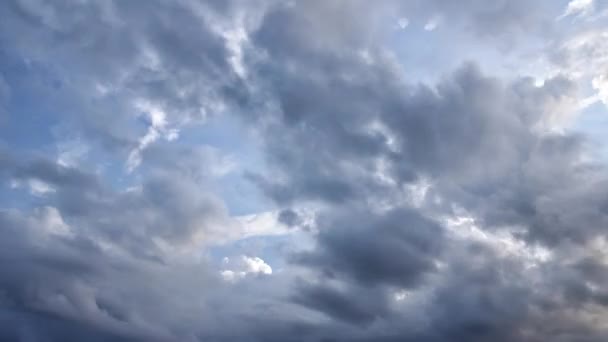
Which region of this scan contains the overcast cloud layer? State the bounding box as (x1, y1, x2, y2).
(1, 0, 608, 341)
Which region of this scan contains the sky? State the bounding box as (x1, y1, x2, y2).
(1, 0, 608, 341)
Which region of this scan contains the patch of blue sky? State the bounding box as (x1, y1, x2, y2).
(207, 232, 306, 271)
(0, 55, 62, 154)
(177, 114, 273, 215)
(574, 101, 608, 162)
(0, 182, 47, 210)
(388, 14, 551, 86)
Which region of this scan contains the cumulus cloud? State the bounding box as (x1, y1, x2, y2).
(221, 255, 272, 282)
(558, 0, 595, 20)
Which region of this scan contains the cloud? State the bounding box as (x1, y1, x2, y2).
(0, 0, 254, 162)
(292, 280, 390, 325)
(238, 1, 608, 339)
(1, 0, 608, 341)
(1, 151, 238, 257)
(424, 15, 442, 31)
(396, 17, 409, 29)
(0, 73, 9, 118)
(552, 29, 608, 108)
(221, 255, 272, 282)
(126, 100, 179, 172)
(558, 0, 595, 20)
(294, 208, 443, 288)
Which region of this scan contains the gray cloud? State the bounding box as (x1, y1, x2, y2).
(294, 208, 442, 288)
(292, 280, 390, 326)
(0, 0, 258, 158)
(0, 73, 9, 118)
(242, 1, 608, 340)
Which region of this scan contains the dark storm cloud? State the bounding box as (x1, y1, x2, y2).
(425, 246, 534, 342)
(241, 1, 608, 340)
(291, 280, 390, 325)
(277, 208, 301, 227)
(288, 205, 440, 327)
(0, 208, 155, 341)
(249, 3, 593, 248)
(248, 1, 579, 210)
(0, 73, 9, 117)
(294, 208, 442, 288)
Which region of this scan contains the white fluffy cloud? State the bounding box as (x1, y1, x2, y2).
(221, 256, 272, 282)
